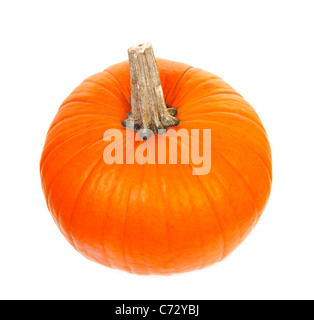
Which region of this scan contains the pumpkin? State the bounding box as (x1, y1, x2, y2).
(40, 43, 272, 275)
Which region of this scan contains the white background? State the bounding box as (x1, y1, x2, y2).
(1, 0, 313, 300)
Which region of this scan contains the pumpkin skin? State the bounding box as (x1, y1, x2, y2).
(40, 58, 272, 275)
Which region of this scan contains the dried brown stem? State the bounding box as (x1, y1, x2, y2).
(122, 42, 179, 138)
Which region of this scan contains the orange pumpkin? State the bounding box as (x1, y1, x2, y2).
(40, 43, 272, 275)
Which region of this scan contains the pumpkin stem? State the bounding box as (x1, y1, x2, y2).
(122, 42, 180, 138)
